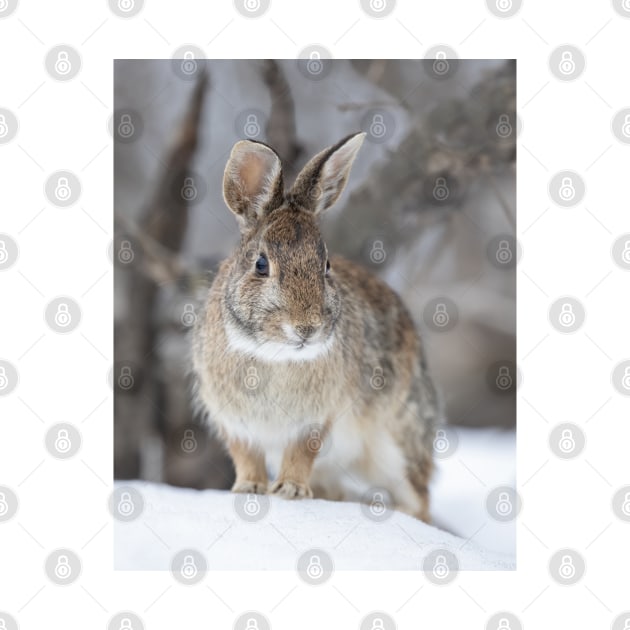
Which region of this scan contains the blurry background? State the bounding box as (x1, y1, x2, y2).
(113, 58, 516, 493)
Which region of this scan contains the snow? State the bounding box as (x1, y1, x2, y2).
(431, 427, 516, 556)
(115, 427, 515, 571)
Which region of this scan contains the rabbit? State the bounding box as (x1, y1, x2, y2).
(192, 132, 440, 522)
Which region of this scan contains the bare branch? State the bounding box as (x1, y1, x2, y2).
(260, 59, 302, 180)
(141, 68, 210, 250)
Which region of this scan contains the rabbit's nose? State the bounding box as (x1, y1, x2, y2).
(294, 324, 317, 340)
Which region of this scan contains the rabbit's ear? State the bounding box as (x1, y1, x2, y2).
(289, 132, 365, 215)
(223, 140, 284, 228)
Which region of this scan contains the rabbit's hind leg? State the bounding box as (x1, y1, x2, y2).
(406, 453, 433, 523)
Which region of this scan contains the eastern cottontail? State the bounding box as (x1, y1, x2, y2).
(192, 132, 440, 521)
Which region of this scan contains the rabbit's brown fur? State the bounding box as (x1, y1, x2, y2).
(192, 133, 439, 520)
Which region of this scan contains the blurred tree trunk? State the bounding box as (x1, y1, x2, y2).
(114, 70, 233, 487)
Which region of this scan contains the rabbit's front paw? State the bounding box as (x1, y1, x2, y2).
(270, 479, 313, 500)
(232, 480, 268, 494)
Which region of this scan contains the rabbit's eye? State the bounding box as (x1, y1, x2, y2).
(255, 254, 269, 277)
(325, 259, 330, 277)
